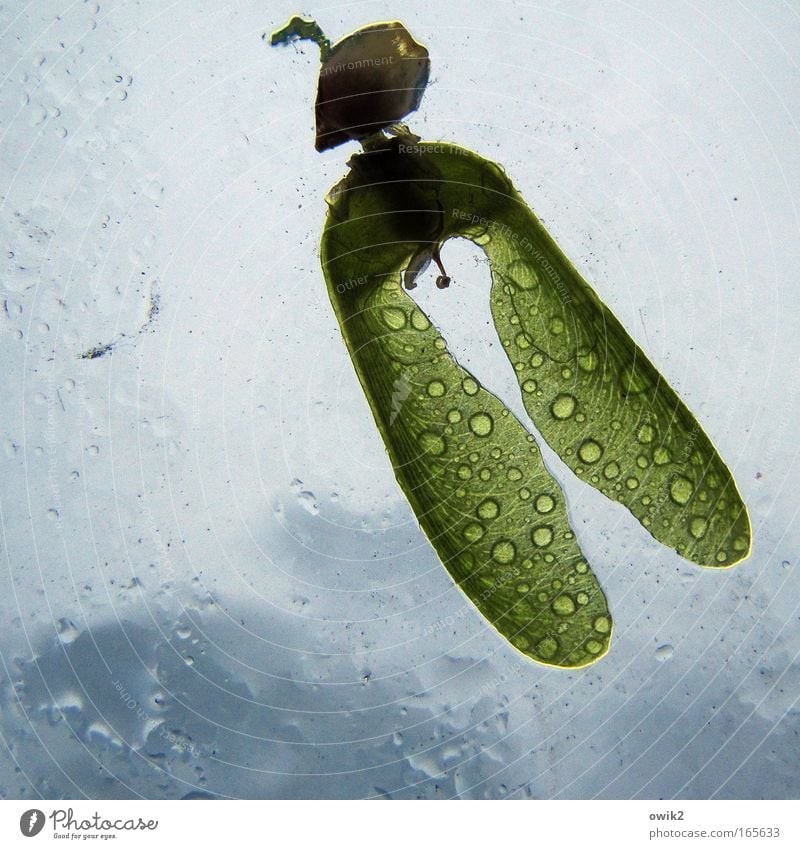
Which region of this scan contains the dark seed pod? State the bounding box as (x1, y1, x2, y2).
(314, 22, 430, 151)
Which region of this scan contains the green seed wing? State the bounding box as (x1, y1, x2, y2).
(321, 164, 612, 667)
(478, 194, 751, 568)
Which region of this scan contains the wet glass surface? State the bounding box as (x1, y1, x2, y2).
(1, 0, 798, 799)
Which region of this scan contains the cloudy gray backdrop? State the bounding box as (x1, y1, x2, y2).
(1, 0, 798, 799)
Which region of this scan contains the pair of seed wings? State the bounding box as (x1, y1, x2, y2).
(320, 139, 750, 667)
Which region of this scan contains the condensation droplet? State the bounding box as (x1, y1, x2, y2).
(532, 526, 553, 547)
(593, 616, 610, 634)
(410, 309, 430, 331)
(536, 635, 558, 660)
(550, 393, 576, 420)
(491, 540, 516, 564)
(655, 644, 674, 662)
(476, 498, 499, 520)
(603, 461, 620, 480)
(552, 595, 575, 616)
(468, 412, 493, 437)
(637, 424, 655, 444)
(57, 618, 79, 645)
(689, 516, 707, 539)
(585, 639, 603, 655)
(463, 522, 485, 542)
(578, 439, 603, 465)
(670, 475, 693, 505)
(653, 446, 671, 465)
(382, 307, 407, 330)
(418, 431, 446, 456)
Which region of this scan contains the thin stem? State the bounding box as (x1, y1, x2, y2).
(268, 16, 331, 61)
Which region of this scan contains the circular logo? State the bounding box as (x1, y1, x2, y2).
(19, 809, 46, 837)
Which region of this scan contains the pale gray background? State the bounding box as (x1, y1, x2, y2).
(1, 0, 798, 799)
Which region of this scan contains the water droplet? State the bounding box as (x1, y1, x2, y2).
(47, 508, 60, 521)
(578, 351, 599, 372)
(462, 377, 479, 396)
(575, 561, 588, 574)
(603, 461, 620, 480)
(515, 332, 532, 350)
(550, 316, 565, 335)
(550, 393, 576, 420)
(519, 487, 531, 500)
(463, 522, 485, 542)
(479, 468, 491, 481)
(57, 618, 79, 645)
(637, 424, 655, 444)
(670, 476, 693, 505)
(585, 639, 603, 655)
(636, 455, 649, 469)
(418, 431, 446, 456)
(535, 494, 554, 513)
(468, 412, 494, 437)
(491, 540, 516, 564)
(522, 379, 537, 393)
(476, 499, 499, 520)
(689, 516, 707, 539)
(552, 595, 575, 616)
(655, 644, 674, 662)
(507, 467, 523, 481)
(531, 353, 545, 368)
(532, 526, 553, 547)
(447, 409, 462, 424)
(593, 616, 610, 634)
(576, 592, 589, 605)
(410, 309, 430, 331)
(457, 464, 472, 480)
(653, 446, 671, 465)
(578, 439, 603, 464)
(426, 380, 445, 397)
(536, 635, 559, 660)
(626, 476, 639, 490)
(297, 490, 318, 514)
(382, 307, 407, 330)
